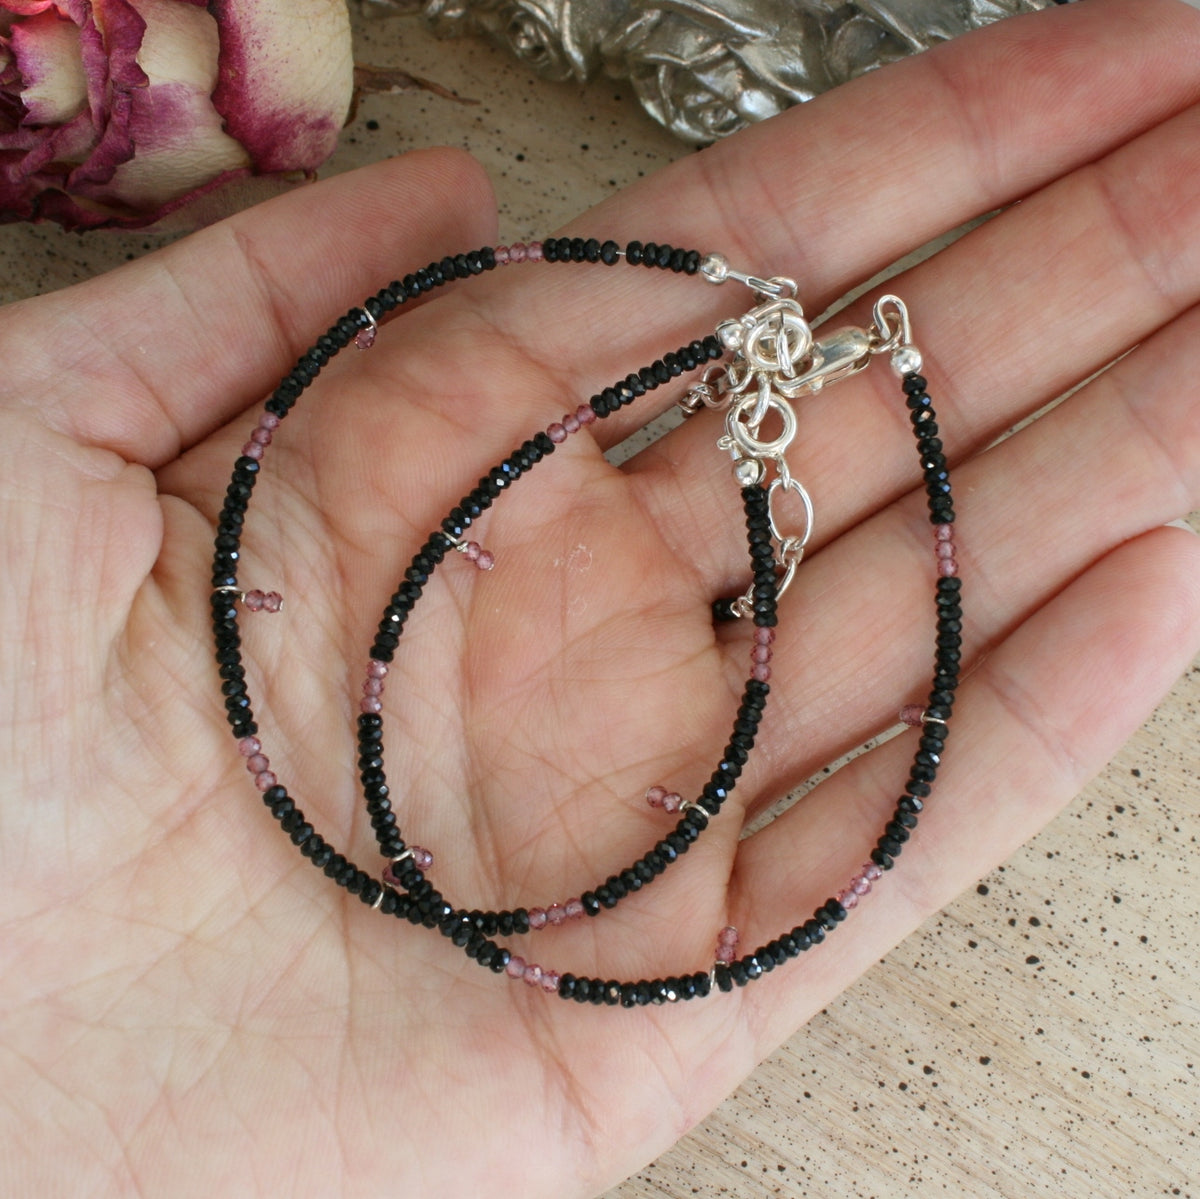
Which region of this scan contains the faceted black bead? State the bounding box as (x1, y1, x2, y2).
(595, 884, 618, 909)
(655, 243, 673, 269)
(625, 240, 644, 264)
(684, 249, 701, 274)
(581, 892, 601, 916)
(583, 237, 601, 262)
(620, 867, 644, 891)
(871, 847, 895, 870)
(730, 960, 750, 987)
(641, 241, 658, 266)
(600, 240, 619, 265)
(715, 965, 733, 992)
(898, 794, 925, 814)
(669, 247, 687, 272)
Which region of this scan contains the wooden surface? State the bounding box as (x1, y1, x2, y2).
(1, 12, 1195, 1198)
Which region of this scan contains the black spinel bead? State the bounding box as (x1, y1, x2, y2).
(600, 240, 619, 265)
(715, 964, 733, 992)
(581, 892, 601, 916)
(625, 240, 644, 264)
(595, 884, 618, 909)
(655, 243, 673, 268)
(583, 237, 601, 262)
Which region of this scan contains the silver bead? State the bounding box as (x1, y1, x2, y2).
(733, 457, 765, 486)
(700, 252, 729, 284)
(717, 317, 745, 352)
(890, 345, 924, 377)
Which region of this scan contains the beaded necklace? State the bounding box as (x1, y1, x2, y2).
(210, 237, 961, 1008)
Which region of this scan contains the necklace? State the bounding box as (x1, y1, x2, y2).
(210, 236, 961, 1007)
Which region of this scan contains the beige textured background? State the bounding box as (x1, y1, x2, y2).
(1, 12, 1195, 1199)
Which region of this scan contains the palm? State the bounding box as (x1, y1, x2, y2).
(3, 3, 1199, 1195)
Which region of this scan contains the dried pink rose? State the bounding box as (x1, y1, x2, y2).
(0, 0, 353, 229)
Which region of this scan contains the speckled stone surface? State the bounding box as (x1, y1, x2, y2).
(1, 11, 1195, 1199)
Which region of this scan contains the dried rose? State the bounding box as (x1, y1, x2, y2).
(0, 0, 353, 229)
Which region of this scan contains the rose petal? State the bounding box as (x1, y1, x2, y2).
(87, 0, 248, 209)
(9, 9, 87, 125)
(209, 0, 352, 172)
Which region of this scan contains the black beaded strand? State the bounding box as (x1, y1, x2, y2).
(210, 243, 961, 1007)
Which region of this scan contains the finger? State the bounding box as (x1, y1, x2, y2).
(730, 524, 1200, 1057)
(0, 149, 497, 469)
(622, 92, 1200, 590)
(431, 0, 1200, 454)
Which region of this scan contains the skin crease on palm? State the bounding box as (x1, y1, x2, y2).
(1, 1, 1199, 1195)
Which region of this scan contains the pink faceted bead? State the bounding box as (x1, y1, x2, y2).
(645, 785, 667, 808)
(245, 753, 269, 774)
(718, 925, 739, 946)
(547, 423, 568, 444)
(412, 847, 433, 871)
(254, 771, 277, 792)
(259, 413, 280, 431)
(937, 557, 959, 578)
(250, 426, 272, 446)
(508, 242, 527, 263)
(367, 659, 389, 679)
(540, 970, 561, 993)
(936, 541, 956, 560)
(899, 704, 925, 727)
(852, 876, 872, 896)
(754, 626, 775, 645)
(238, 736, 262, 757)
(661, 792, 682, 814)
(575, 404, 596, 426)
(242, 440, 264, 460)
(838, 889, 859, 910)
(526, 241, 544, 261)
(546, 903, 567, 926)
(523, 963, 543, 986)
(505, 955, 526, 979)
(243, 589, 265, 611)
(262, 592, 283, 612)
(752, 644, 771, 664)
(475, 550, 495, 571)
(360, 695, 382, 714)
(864, 863, 883, 882)
(715, 945, 736, 964)
(354, 324, 377, 351)
(564, 898, 584, 920)
(934, 523, 954, 541)
(528, 907, 547, 930)
(363, 677, 385, 696)
(562, 413, 581, 434)
(463, 541, 481, 561)
(494, 245, 511, 265)
(752, 663, 772, 683)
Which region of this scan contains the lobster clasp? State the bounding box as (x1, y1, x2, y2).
(775, 325, 874, 398)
